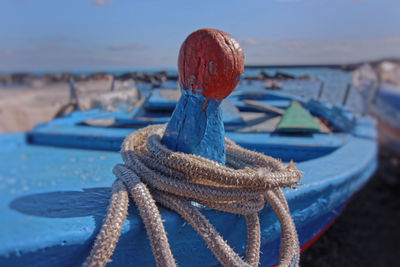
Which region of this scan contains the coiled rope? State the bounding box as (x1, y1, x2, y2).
(83, 124, 302, 267)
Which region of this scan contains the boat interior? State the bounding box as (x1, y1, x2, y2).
(26, 87, 371, 163)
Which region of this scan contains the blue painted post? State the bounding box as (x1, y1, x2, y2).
(161, 29, 244, 165)
(110, 76, 115, 91)
(69, 78, 77, 102)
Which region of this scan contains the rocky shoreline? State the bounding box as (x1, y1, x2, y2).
(0, 69, 316, 89)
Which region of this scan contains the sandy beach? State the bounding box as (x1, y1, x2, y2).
(0, 79, 135, 133)
(0, 83, 70, 133)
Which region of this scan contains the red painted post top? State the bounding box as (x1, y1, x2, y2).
(178, 28, 244, 100)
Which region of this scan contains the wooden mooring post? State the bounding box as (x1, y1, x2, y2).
(161, 29, 244, 165)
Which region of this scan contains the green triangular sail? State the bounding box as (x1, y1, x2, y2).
(277, 101, 321, 132)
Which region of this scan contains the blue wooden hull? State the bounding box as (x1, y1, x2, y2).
(0, 91, 378, 266)
(376, 83, 400, 111)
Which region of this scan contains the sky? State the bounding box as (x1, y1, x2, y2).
(1, 0, 400, 72)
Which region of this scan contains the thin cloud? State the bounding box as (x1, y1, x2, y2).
(108, 43, 150, 51)
(27, 36, 70, 43)
(241, 38, 269, 47)
(242, 38, 308, 49)
(0, 45, 158, 71)
(244, 37, 400, 65)
(0, 49, 14, 56)
(382, 36, 400, 45)
(273, 39, 308, 49)
(91, 0, 112, 7)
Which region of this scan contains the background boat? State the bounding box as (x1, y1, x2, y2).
(353, 62, 400, 156)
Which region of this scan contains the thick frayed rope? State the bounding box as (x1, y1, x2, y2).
(83, 124, 302, 267)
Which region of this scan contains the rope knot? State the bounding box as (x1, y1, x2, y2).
(85, 124, 302, 267)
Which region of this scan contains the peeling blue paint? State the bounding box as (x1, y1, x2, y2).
(162, 90, 226, 164)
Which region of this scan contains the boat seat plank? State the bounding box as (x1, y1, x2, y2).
(28, 123, 347, 162)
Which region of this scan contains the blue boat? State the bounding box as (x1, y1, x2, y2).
(369, 83, 400, 156)
(0, 28, 377, 266)
(353, 63, 400, 156)
(0, 87, 377, 266)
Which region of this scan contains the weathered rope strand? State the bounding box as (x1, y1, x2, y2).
(152, 191, 250, 267)
(265, 189, 300, 267)
(83, 179, 129, 267)
(113, 164, 177, 267)
(84, 124, 301, 267)
(245, 213, 261, 267)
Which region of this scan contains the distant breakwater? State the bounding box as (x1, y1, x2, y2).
(0, 69, 316, 88)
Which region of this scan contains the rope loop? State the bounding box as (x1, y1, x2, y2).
(84, 124, 302, 267)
